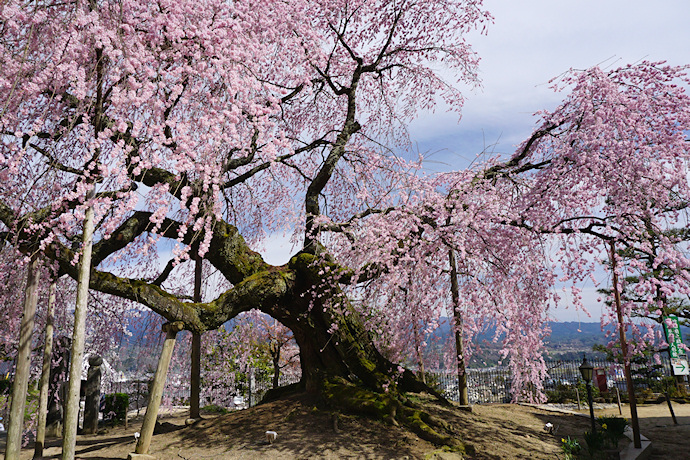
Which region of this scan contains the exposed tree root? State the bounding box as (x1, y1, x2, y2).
(261, 381, 305, 404)
(321, 378, 465, 451)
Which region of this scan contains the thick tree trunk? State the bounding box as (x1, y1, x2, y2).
(35, 277, 57, 458)
(262, 253, 444, 397)
(449, 249, 469, 405)
(4, 256, 40, 460)
(63, 196, 95, 460)
(263, 286, 462, 450)
(271, 344, 281, 390)
(270, 297, 432, 397)
(189, 259, 202, 420)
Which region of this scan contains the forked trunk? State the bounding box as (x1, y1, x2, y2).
(265, 292, 461, 450)
(265, 252, 445, 397)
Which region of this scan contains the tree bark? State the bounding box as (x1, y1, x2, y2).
(4, 256, 40, 460)
(190, 258, 202, 419)
(413, 320, 426, 384)
(271, 344, 280, 390)
(449, 249, 469, 405)
(37, 217, 438, 406)
(62, 194, 95, 460)
(610, 241, 641, 448)
(35, 277, 57, 458)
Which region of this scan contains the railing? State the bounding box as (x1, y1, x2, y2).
(113, 370, 303, 412)
(435, 356, 674, 404)
(109, 356, 675, 410)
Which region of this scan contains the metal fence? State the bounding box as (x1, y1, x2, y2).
(113, 370, 303, 412)
(435, 356, 675, 404)
(110, 356, 677, 411)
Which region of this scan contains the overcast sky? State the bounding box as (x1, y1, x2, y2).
(411, 0, 689, 322)
(260, 0, 690, 322)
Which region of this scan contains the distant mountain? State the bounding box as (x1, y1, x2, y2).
(114, 312, 690, 371)
(426, 320, 690, 367)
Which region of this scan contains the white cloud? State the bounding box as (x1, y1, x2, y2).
(409, 0, 690, 167)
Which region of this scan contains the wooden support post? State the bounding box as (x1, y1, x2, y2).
(62, 193, 95, 460)
(134, 322, 184, 455)
(610, 241, 641, 449)
(35, 277, 57, 458)
(665, 391, 678, 425)
(4, 256, 40, 460)
(190, 332, 201, 419)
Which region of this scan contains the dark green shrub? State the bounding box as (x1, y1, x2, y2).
(598, 415, 628, 449)
(546, 381, 601, 405)
(201, 404, 229, 414)
(583, 429, 605, 457)
(104, 393, 129, 424)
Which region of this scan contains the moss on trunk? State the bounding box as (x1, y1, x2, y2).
(321, 379, 465, 451)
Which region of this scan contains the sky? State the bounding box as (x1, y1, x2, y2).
(259, 0, 690, 322)
(409, 0, 690, 169)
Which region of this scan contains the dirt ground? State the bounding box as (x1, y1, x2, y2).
(3, 394, 689, 459)
(591, 400, 690, 459)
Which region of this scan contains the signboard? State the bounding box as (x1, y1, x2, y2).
(663, 315, 689, 376)
(671, 358, 689, 376)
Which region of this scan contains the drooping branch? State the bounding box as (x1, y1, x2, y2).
(480, 121, 564, 182)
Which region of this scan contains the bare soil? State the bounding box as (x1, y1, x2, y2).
(3, 394, 689, 459)
(593, 400, 690, 459)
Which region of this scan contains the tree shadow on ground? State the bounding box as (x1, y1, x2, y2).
(167, 393, 426, 459)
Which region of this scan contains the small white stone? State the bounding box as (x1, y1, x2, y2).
(265, 431, 277, 444)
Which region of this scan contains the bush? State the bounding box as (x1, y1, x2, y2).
(201, 404, 229, 414)
(546, 381, 602, 405)
(597, 415, 627, 448)
(583, 429, 605, 457)
(104, 393, 129, 424)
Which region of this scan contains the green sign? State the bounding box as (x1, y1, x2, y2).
(663, 315, 689, 376)
(663, 315, 685, 359)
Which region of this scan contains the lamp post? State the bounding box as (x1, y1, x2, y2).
(579, 354, 596, 434)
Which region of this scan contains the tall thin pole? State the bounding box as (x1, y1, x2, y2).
(4, 256, 41, 460)
(586, 380, 596, 433)
(449, 249, 469, 405)
(63, 191, 96, 460)
(610, 241, 641, 448)
(35, 276, 57, 458)
(190, 258, 202, 420)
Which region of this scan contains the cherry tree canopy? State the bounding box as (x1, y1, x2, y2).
(1, 0, 690, 412)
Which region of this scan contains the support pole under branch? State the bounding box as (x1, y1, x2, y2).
(610, 241, 641, 449)
(133, 321, 184, 457)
